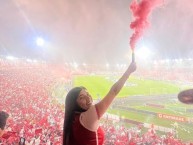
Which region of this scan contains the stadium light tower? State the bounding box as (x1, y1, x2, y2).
(83, 63, 87, 66)
(73, 62, 78, 69)
(36, 37, 45, 46)
(106, 63, 109, 68)
(6, 56, 17, 60)
(136, 46, 153, 60)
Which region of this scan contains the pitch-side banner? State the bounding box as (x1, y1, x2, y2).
(157, 113, 187, 122)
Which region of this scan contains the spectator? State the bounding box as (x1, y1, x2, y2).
(178, 89, 193, 104)
(0, 111, 9, 137)
(63, 61, 136, 145)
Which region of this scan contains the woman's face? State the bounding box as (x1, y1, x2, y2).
(76, 89, 93, 110)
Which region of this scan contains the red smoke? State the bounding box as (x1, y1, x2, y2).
(129, 0, 163, 51)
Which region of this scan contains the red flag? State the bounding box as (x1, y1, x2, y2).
(35, 128, 42, 135)
(1, 131, 17, 139)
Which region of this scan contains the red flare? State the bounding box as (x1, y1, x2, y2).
(129, 0, 163, 51)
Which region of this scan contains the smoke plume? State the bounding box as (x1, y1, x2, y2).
(129, 0, 163, 50)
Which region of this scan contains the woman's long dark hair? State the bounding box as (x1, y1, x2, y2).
(63, 86, 86, 145)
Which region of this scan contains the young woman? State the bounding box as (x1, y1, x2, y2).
(63, 61, 136, 145)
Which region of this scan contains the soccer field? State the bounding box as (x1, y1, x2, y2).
(74, 75, 182, 99)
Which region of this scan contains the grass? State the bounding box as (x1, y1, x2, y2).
(74, 75, 181, 99)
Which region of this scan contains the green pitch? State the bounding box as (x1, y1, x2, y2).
(74, 75, 181, 99)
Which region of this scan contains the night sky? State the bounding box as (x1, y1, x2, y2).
(0, 0, 193, 64)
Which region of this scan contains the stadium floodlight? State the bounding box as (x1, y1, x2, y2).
(165, 59, 170, 63)
(6, 56, 17, 60)
(33, 59, 37, 63)
(83, 63, 87, 66)
(26, 59, 32, 62)
(36, 37, 45, 46)
(174, 59, 178, 62)
(136, 46, 153, 60)
(73, 62, 78, 68)
(106, 63, 109, 68)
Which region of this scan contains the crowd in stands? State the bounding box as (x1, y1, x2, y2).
(0, 58, 67, 144)
(135, 66, 193, 83)
(102, 122, 189, 145)
(0, 57, 193, 144)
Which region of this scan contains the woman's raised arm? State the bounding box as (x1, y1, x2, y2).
(95, 61, 136, 118)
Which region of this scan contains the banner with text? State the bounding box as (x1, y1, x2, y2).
(157, 113, 187, 122)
